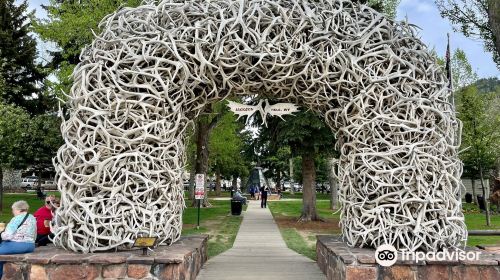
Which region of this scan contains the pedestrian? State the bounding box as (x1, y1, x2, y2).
(249, 186, 255, 199)
(0, 200, 37, 278)
(260, 185, 268, 208)
(34, 195, 58, 246)
(256, 185, 260, 200)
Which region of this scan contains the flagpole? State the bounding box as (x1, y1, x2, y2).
(447, 33, 455, 107)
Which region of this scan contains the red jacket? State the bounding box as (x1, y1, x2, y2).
(34, 206, 52, 235)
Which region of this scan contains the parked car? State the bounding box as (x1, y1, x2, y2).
(183, 180, 191, 191)
(20, 176, 39, 190)
(293, 183, 302, 192)
(42, 180, 57, 190)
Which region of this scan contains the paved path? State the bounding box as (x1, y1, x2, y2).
(196, 201, 325, 280)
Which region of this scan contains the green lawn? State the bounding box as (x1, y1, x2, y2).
(1, 193, 243, 258)
(268, 199, 340, 220)
(269, 200, 500, 260)
(0, 192, 59, 222)
(280, 192, 331, 200)
(182, 199, 245, 257)
(280, 228, 317, 260)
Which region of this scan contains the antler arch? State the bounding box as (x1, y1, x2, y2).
(53, 0, 466, 252)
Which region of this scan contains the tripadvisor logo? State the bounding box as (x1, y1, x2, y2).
(375, 244, 481, 267)
(375, 244, 397, 267)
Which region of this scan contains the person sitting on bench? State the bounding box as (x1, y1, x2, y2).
(0, 201, 37, 279)
(34, 196, 58, 246)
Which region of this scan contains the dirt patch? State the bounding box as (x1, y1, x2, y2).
(184, 224, 196, 229)
(274, 216, 341, 233)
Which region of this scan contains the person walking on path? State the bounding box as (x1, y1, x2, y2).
(0, 200, 37, 278)
(260, 185, 268, 208)
(249, 186, 255, 199)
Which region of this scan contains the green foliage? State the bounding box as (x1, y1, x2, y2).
(357, 0, 401, 19)
(32, 0, 142, 95)
(274, 110, 336, 157)
(23, 114, 64, 171)
(0, 64, 5, 93)
(0, 102, 30, 168)
(474, 77, 500, 93)
(457, 85, 500, 176)
(451, 49, 479, 90)
(0, 0, 48, 114)
(209, 110, 249, 179)
(435, 0, 499, 66)
(248, 107, 336, 186)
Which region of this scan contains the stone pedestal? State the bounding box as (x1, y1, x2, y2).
(0, 235, 208, 280)
(316, 235, 500, 280)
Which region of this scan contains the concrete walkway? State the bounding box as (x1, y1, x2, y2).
(196, 201, 325, 280)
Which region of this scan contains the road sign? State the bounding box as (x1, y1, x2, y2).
(195, 174, 205, 200)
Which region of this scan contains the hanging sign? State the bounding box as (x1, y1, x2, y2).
(227, 99, 299, 126)
(195, 174, 205, 200)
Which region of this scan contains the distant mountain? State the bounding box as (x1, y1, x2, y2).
(473, 77, 500, 93)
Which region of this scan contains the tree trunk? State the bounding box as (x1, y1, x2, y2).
(190, 108, 221, 207)
(276, 169, 281, 192)
(37, 167, 43, 190)
(487, 0, 500, 59)
(0, 167, 3, 214)
(299, 152, 320, 222)
(188, 169, 195, 201)
(479, 164, 491, 226)
(232, 176, 238, 191)
(471, 176, 478, 204)
(215, 168, 221, 197)
(327, 158, 338, 210)
(192, 120, 211, 207)
(289, 158, 294, 195)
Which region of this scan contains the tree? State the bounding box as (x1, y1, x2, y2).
(209, 111, 248, 196)
(451, 49, 479, 90)
(357, 0, 401, 19)
(328, 158, 340, 210)
(0, 0, 48, 114)
(0, 63, 5, 93)
(457, 85, 500, 226)
(23, 114, 64, 190)
(33, 0, 141, 96)
(435, 0, 500, 66)
(0, 102, 30, 212)
(260, 109, 336, 222)
(190, 103, 225, 207)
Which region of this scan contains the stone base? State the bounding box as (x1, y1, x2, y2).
(316, 235, 500, 280)
(0, 235, 208, 280)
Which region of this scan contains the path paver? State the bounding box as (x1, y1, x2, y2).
(197, 201, 325, 280)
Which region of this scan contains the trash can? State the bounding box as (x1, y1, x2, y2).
(465, 193, 473, 203)
(477, 195, 486, 211)
(231, 199, 243, 216)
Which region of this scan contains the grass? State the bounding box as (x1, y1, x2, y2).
(280, 192, 331, 200)
(0, 192, 59, 222)
(1, 193, 244, 258)
(269, 200, 500, 260)
(280, 228, 317, 260)
(181, 199, 245, 257)
(269, 199, 340, 220)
